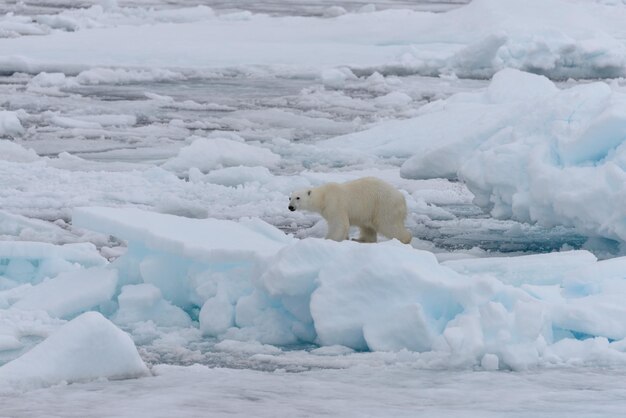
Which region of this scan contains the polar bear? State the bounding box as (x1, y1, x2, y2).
(288, 177, 412, 244)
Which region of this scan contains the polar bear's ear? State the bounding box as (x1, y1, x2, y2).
(308, 190, 311, 196)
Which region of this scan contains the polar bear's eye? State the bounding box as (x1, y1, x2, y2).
(296, 197, 300, 200)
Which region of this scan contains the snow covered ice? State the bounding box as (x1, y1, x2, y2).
(2, 0, 626, 416)
(2, 0, 626, 79)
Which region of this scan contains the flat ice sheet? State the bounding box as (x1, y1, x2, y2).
(72, 206, 292, 260)
(1, 0, 626, 79)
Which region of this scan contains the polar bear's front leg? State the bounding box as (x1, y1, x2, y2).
(325, 216, 350, 241)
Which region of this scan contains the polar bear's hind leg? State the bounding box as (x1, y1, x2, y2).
(356, 226, 377, 243)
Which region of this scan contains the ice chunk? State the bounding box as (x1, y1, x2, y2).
(374, 91, 412, 108)
(0, 113, 24, 137)
(73, 207, 292, 310)
(0, 312, 149, 389)
(0, 140, 35, 162)
(0, 241, 107, 286)
(73, 207, 292, 261)
(0, 335, 22, 352)
(321, 67, 356, 89)
(0, 209, 80, 244)
(481, 353, 499, 370)
(29, 72, 66, 88)
(203, 166, 274, 187)
(552, 293, 626, 341)
(113, 284, 192, 328)
(307, 240, 479, 350)
(199, 291, 234, 336)
(447, 34, 507, 79)
(0, 309, 64, 364)
(363, 304, 434, 352)
(486, 69, 558, 103)
(257, 239, 496, 351)
(557, 101, 626, 165)
(12, 267, 117, 319)
(545, 337, 626, 367)
(161, 136, 280, 175)
(0, 242, 105, 266)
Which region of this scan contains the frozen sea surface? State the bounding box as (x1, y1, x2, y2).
(2, 365, 625, 418)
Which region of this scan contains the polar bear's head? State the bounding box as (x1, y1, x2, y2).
(288, 189, 313, 212)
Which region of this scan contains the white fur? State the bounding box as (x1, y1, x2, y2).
(289, 177, 412, 244)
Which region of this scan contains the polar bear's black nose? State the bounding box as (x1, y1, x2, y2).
(288, 205, 295, 211)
